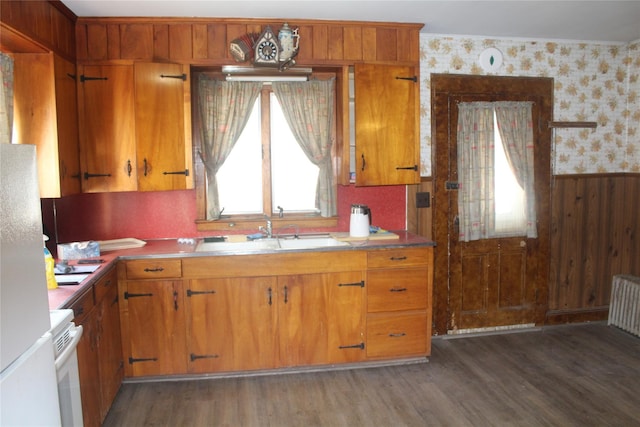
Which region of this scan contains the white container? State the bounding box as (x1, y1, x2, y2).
(349, 204, 371, 238)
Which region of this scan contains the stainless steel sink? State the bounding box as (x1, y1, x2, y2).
(195, 238, 280, 253)
(195, 236, 349, 253)
(277, 237, 349, 250)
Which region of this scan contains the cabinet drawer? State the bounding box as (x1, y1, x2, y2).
(367, 247, 431, 269)
(71, 288, 95, 324)
(125, 259, 182, 279)
(94, 266, 117, 303)
(367, 268, 428, 312)
(366, 312, 427, 358)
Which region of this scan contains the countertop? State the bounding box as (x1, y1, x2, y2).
(48, 231, 434, 310)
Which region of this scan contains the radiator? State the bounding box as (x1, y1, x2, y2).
(608, 275, 640, 337)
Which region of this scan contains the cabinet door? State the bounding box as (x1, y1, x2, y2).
(354, 63, 420, 185)
(12, 53, 81, 197)
(134, 62, 192, 191)
(76, 310, 102, 427)
(125, 280, 187, 376)
(278, 271, 365, 367)
(78, 64, 136, 192)
(53, 55, 82, 196)
(96, 282, 123, 421)
(186, 277, 277, 373)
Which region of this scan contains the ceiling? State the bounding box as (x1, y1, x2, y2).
(60, 1, 640, 43)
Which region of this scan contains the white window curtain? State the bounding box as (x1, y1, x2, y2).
(0, 52, 14, 144)
(457, 101, 536, 242)
(272, 79, 337, 217)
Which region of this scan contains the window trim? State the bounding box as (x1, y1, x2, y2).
(192, 67, 343, 231)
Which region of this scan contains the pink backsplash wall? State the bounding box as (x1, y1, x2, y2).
(42, 184, 406, 245)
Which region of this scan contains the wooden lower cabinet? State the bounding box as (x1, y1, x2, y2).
(278, 272, 365, 367)
(125, 280, 187, 376)
(365, 247, 433, 360)
(186, 277, 277, 373)
(72, 265, 123, 427)
(118, 246, 432, 378)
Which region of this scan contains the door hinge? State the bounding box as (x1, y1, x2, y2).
(338, 280, 365, 288)
(124, 292, 153, 299)
(160, 73, 187, 81)
(190, 353, 219, 361)
(80, 75, 107, 83)
(395, 76, 417, 83)
(445, 181, 460, 190)
(129, 356, 157, 364)
(186, 289, 216, 297)
(338, 342, 365, 350)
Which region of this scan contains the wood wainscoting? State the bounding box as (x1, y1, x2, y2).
(409, 174, 640, 329)
(547, 173, 640, 323)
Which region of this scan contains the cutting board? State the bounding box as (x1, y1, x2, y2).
(330, 231, 399, 242)
(97, 238, 146, 251)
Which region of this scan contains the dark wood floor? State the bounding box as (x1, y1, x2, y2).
(103, 322, 640, 426)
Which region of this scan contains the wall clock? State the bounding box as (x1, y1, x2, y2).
(479, 47, 503, 72)
(254, 26, 280, 67)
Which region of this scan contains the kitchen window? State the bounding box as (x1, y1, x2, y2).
(193, 71, 339, 230)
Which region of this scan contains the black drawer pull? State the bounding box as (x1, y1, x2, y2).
(389, 256, 407, 261)
(389, 332, 407, 338)
(390, 287, 408, 292)
(143, 267, 165, 273)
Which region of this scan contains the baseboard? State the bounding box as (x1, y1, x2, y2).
(545, 307, 609, 325)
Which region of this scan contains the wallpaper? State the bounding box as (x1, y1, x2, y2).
(419, 35, 640, 176)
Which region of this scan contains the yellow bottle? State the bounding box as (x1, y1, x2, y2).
(44, 236, 57, 290)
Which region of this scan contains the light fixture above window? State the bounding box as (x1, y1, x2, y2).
(222, 65, 311, 82)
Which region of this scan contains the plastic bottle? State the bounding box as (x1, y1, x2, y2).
(43, 235, 57, 290)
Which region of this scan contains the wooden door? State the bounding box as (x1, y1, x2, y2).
(78, 64, 136, 192)
(278, 272, 365, 367)
(134, 62, 191, 191)
(125, 280, 187, 376)
(354, 63, 420, 186)
(186, 277, 277, 373)
(432, 75, 552, 335)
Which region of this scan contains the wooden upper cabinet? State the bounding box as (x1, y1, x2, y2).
(78, 64, 137, 192)
(354, 63, 420, 186)
(12, 52, 81, 197)
(54, 55, 82, 196)
(134, 62, 192, 191)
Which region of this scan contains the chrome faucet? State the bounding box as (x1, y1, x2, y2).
(259, 219, 273, 238)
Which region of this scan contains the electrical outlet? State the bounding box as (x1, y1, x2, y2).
(416, 192, 430, 208)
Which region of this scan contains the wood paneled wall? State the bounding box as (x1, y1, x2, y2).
(0, 1, 76, 60)
(410, 174, 639, 326)
(74, 18, 421, 65)
(547, 173, 640, 323)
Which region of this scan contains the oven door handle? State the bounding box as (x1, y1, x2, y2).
(54, 325, 83, 370)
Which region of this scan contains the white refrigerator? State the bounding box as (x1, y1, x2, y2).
(1, 144, 62, 426)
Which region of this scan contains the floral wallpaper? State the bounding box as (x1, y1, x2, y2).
(419, 35, 640, 176)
